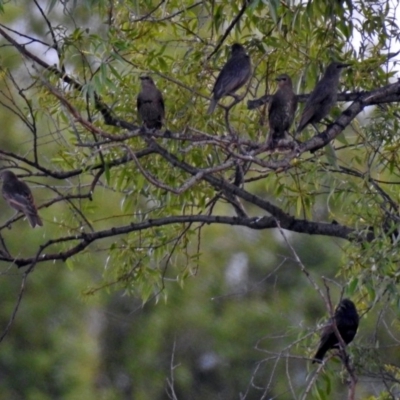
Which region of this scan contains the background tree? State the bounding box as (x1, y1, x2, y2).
(0, 0, 399, 398)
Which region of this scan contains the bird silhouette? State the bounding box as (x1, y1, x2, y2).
(207, 43, 251, 114)
(313, 298, 359, 363)
(137, 76, 165, 129)
(297, 62, 349, 135)
(267, 74, 298, 149)
(0, 170, 43, 228)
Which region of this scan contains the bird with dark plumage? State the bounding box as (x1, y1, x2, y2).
(0, 170, 43, 228)
(296, 62, 349, 135)
(207, 43, 251, 115)
(137, 76, 165, 130)
(313, 298, 359, 363)
(266, 74, 298, 148)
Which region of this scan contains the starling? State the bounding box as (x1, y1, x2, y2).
(0, 170, 43, 228)
(207, 43, 251, 115)
(266, 74, 298, 148)
(137, 76, 165, 129)
(296, 62, 349, 135)
(313, 298, 359, 363)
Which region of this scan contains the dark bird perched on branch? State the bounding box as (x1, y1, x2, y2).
(0, 170, 43, 228)
(296, 62, 349, 135)
(137, 76, 165, 129)
(313, 298, 359, 363)
(207, 43, 251, 115)
(266, 74, 298, 149)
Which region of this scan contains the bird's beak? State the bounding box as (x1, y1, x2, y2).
(339, 63, 351, 68)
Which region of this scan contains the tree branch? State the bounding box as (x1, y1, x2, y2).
(2, 213, 356, 268)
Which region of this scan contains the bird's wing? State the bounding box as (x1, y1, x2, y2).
(4, 190, 37, 215)
(308, 80, 330, 103)
(291, 95, 299, 115)
(268, 93, 279, 115)
(341, 324, 358, 344)
(297, 104, 315, 130)
(268, 93, 282, 130)
(137, 95, 143, 111)
(213, 56, 250, 99)
(298, 81, 329, 129)
(158, 90, 165, 114)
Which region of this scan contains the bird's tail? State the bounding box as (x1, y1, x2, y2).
(312, 348, 325, 364)
(207, 98, 218, 115)
(265, 132, 276, 150)
(27, 212, 43, 228)
(295, 125, 304, 137)
(145, 120, 162, 130)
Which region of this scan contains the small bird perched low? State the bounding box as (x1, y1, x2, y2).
(266, 74, 298, 149)
(137, 76, 165, 130)
(313, 298, 359, 363)
(207, 43, 252, 115)
(0, 170, 43, 228)
(296, 62, 350, 135)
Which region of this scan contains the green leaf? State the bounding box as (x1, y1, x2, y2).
(324, 142, 339, 169)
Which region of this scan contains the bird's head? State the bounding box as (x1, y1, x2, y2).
(231, 43, 245, 55)
(140, 76, 155, 87)
(0, 170, 16, 181)
(275, 74, 293, 88)
(326, 61, 351, 75)
(336, 298, 358, 316)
